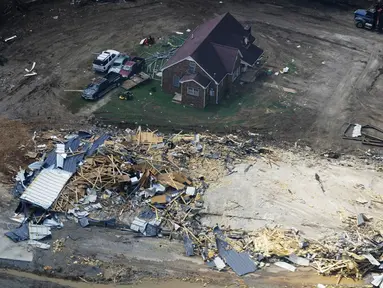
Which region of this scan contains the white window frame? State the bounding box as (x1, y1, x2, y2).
(187, 87, 199, 96)
(188, 61, 196, 74)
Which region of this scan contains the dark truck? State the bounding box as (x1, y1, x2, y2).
(82, 72, 123, 100)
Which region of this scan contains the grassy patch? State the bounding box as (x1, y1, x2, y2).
(95, 81, 248, 129)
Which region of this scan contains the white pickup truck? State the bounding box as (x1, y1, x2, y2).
(92, 50, 120, 72)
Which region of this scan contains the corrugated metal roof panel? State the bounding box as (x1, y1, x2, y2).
(20, 169, 73, 210)
(216, 238, 257, 276)
(86, 134, 110, 156)
(66, 137, 80, 152)
(63, 153, 85, 173)
(43, 150, 56, 168)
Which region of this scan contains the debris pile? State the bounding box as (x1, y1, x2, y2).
(7, 127, 383, 282)
(6, 127, 262, 271)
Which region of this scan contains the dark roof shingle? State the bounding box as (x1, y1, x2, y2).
(164, 13, 263, 83)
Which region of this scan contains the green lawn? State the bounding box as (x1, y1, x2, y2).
(94, 81, 254, 130)
(62, 31, 299, 131)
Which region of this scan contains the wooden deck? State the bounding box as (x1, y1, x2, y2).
(121, 72, 150, 90)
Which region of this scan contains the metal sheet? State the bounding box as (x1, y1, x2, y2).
(28, 223, 51, 240)
(63, 153, 85, 173)
(66, 137, 80, 152)
(56, 154, 64, 169)
(20, 169, 73, 209)
(43, 151, 56, 168)
(5, 223, 29, 242)
(86, 134, 110, 156)
(216, 238, 257, 276)
(183, 235, 194, 256)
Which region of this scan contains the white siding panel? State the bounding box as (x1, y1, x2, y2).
(20, 169, 73, 209)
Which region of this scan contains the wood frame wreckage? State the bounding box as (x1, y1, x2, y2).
(343, 123, 383, 147)
(5, 128, 383, 283)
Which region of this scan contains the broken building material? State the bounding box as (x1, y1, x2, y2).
(20, 168, 73, 210)
(288, 253, 310, 266)
(5, 223, 29, 242)
(216, 238, 257, 276)
(28, 223, 51, 240)
(28, 240, 50, 249)
(275, 261, 297, 272)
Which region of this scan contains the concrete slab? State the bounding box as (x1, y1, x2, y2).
(0, 234, 33, 262)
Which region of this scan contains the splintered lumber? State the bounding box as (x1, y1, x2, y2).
(132, 129, 163, 145)
(156, 173, 186, 190)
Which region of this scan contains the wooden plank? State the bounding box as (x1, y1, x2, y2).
(121, 72, 150, 90)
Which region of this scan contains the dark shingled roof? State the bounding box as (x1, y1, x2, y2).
(180, 73, 211, 88)
(164, 12, 263, 83)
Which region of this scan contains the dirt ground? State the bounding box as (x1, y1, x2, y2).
(2, 0, 383, 286)
(1, 0, 383, 150)
(202, 147, 383, 240)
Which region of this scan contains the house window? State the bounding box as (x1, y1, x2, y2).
(209, 88, 215, 97)
(188, 62, 196, 74)
(173, 75, 180, 88)
(187, 87, 199, 96)
(232, 66, 240, 82)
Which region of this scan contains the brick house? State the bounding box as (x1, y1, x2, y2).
(161, 12, 264, 108)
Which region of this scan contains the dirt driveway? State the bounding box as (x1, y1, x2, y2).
(1, 0, 383, 150)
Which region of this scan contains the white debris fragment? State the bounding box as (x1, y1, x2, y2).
(288, 253, 310, 266)
(371, 274, 383, 287)
(4, 35, 17, 42)
(317, 284, 326, 288)
(175, 31, 184, 35)
(321, 61, 326, 65)
(28, 223, 51, 240)
(275, 261, 296, 272)
(186, 187, 196, 196)
(282, 87, 297, 94)
(84, 203, 102, 212)
(28, 240, 50, 250)
(186, 29, 191, 32)
(214, 256, 226, 270)
(364, 253, 380, 266)
(352, 124, 362, 138)
(10, 213, 27, 223)
(53, 16, 58, 19)
(130, 176, 139, 185)
(25, 62, 36, 73)
(24, 71, 37, 77)
(280, 67, 289, 74)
